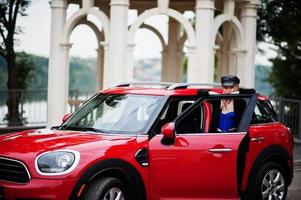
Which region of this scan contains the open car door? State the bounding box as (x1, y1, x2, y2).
(148, 92, 257, 200)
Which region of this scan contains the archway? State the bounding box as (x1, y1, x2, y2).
(132, 23, 167, 82)
(127, 7, 196, 82)
(212, 14, 246, 82)
(63, 9, 108, 89)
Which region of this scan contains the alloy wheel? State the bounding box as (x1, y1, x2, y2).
(261, 169, 285, 200)
(103, 187, 125, 200)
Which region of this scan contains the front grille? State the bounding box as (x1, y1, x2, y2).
(0, 157, 30, 184)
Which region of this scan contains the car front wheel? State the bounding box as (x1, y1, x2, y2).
(82, 177, 126, 200)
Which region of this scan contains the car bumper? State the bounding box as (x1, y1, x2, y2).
(0, 178, 78, 200)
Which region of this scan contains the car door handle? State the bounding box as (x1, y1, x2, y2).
(250, 137, 265, 142)
(208, 148, 233, 153)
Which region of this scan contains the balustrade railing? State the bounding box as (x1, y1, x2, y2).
(272, 97, 301, 139)
(0, 89, 94, 127)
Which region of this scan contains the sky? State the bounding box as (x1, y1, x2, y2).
(15, 0, 276, 65)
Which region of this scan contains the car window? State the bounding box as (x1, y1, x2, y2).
(152, 98, 196, 135)
(175, 104, 204, 134)
(62, 94, 163, 134)
(177, 101, 194, 115)
(251, 100, 277, 124)
(175, 97, 248, 134)
(205, 98, 247, 133)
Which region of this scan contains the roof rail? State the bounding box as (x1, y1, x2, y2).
(113, 82, 174, 88)
(168, 83, 221, 90)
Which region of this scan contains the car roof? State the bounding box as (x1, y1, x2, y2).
(100, 82, 269, 100)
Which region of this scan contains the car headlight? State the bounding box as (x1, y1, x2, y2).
(35, 150, 80, 175)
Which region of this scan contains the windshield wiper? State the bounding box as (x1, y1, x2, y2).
(60, 126, 106, 133)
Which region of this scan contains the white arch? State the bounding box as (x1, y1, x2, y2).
(76, 20, 104, 44)
(140, 24, 167, 49)
(128, 8, 196, 47)
(213, 14, 245, 49)
(62, 8, 110, 44)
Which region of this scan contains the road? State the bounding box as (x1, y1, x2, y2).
(287, 160, 301, 199)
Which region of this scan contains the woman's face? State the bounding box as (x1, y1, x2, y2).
(222, 84, 239, 94)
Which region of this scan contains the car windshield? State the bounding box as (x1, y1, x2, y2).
(60, 94, 163, 134)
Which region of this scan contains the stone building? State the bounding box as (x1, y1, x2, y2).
(48, 0, 260, 126)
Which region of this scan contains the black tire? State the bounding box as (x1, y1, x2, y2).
(244, 161, 288, 200)
(82, 177, 126, 200)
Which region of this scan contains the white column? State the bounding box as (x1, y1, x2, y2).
(223, 0, 235, 16)
(228, 50, 237, 75)
(101, 42, 111, 89)
(235, 50, 247, 84)
(240, 1, 260, 87)
(108, 0, 129, 86)
(96, 46, 104, 91)
(187, 45, 198, 82)
(158, 0, 169, 13)
(192, 0, 215, 83)
(175, 50, 185, 82)
(161, 48, 168, 82)
(220, 24, 232, 76)
(214, 45, 222, 82)
(126, 43, 135, 82)
(60, 43, 72, 102)
(47, 0, 68, 127)
(82, 0, 94, 9)
(162, 19, 181, 82)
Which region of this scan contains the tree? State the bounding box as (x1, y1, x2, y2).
(0, 0, 31, 125)
(257, 0, 301, 99)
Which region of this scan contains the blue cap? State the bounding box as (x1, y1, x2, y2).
(221, 75, 240, 87)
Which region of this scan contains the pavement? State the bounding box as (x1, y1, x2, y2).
(287, 142, 301, 200)
(293, 142, 301, 163)
(287, 163, 301, 199)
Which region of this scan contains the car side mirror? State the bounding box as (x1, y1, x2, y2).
(161, 122, 175, 140)
(62, 113, 72, 123)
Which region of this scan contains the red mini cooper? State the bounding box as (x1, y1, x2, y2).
(0, 83, 294, 200)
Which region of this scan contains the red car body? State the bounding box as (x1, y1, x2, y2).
(0, 83, 294, 200)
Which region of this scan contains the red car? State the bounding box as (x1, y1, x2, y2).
(0, 83, 294, 200)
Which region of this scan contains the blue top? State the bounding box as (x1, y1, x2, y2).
(218, 112, 236, 132)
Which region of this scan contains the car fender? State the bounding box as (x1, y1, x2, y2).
(242, 144, 293, 192)
(69, 158, 146, 200)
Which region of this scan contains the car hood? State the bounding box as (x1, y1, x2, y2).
(0, 128, 137, 159)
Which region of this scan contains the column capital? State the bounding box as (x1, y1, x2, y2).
(50, 0, 67, 9)
(96, 46, 103, 53)
(186, 45, 197, 53)
(213, 45, 220, 54)
(228, 49, 247, 56)
(176, 50, 185, 57)
(127, 42, 136, 49)
(60, 43, 73, 50)
(100, 41, 110, 50)
(195, 0, 215, 10)
(238, 0, 260, 7)
(239, 0, 260, 17)
(162, 47, 168, 52)
(110, 0, 130, 7)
